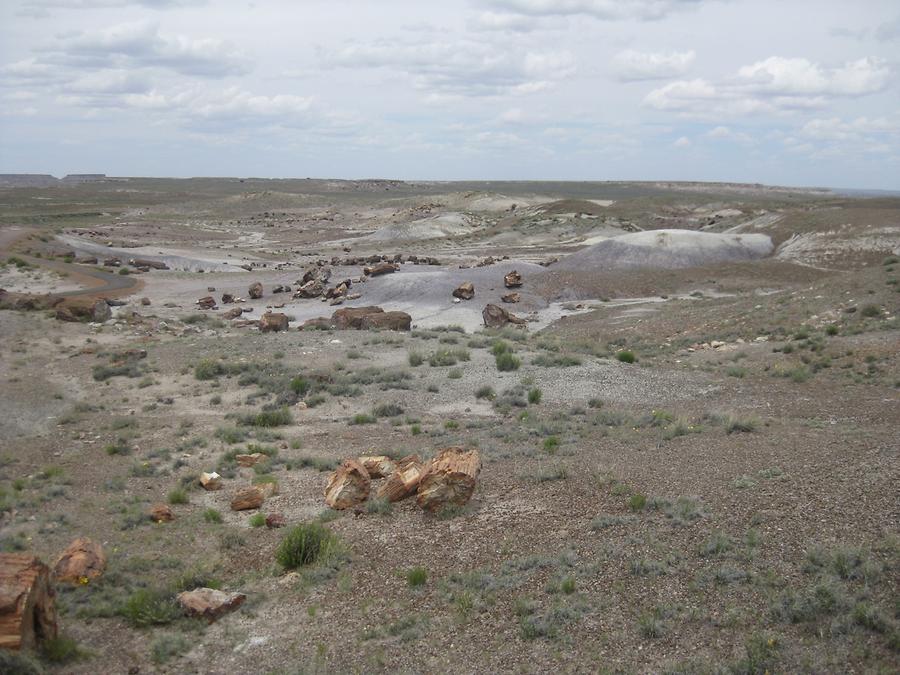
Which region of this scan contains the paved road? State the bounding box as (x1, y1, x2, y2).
(1, 226, 140, 300)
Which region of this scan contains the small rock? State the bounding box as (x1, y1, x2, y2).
(53, 537, 107, 583)
(140, 297, 151, 306)
(452, 282, 475, 300)
(248, 282, 263, 299)
(150, 504, 174, 523)
(504, 270, 523, 288)
(178, 588, 246, 622)
(235, 453, 266, 467)
(199, 472, 222, 491)
(265, 513, 286, 529)
(196, 296, 216, 310)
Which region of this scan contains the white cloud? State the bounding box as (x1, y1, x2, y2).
(468, 11, 545, 32)
(645, 56, 891, 117)
(65, 70, 151, 94)
(322, 40, 576, 97)
(489, 0, 707, 21)
(54, 21, 250, 78)
(673, 135, 691, 147)
(737, 56, 889, 97)
(613, 49, 695, 81)
(706, 125, 753, 144)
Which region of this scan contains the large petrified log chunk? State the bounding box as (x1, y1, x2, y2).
(324, 459, 371, 509)
(376, 455, 425, 502)
(358, 455, 397, 479)
(482, 303, 526, 328)
(0, 554, 58, 651)
(416, 447, 481, 512)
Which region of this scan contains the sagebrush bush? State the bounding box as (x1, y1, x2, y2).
(276, 522, 339, 569)
(239, 408, 293, 427)
(194, 358, 224, 381)
(496, 352, 521, 372)
(121, 588, 180, 627)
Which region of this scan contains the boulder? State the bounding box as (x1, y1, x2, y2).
(221, 293, 235, 304)
(196, 296, 217, 310)
(501, 292, 521, 304)
(293, 279, 325, 298)
(231, 486, 264, 511)
(453, 282, 475, 300)
(363, 262, 398, 277)
(140, 297, 151, 306)
(301, 317, 332, 330)
(177, 588, 246, 622)
(360, 311, 411, 331)
(483, 303, 526, 328)
(52, 538, 106, 583)
(149, 504, 174, 523)
(55, 297, 111, 323)
(235, 453, 267, 467)
(504, 270, 523, 288)
(259, 312, 289, 332)
(265, 513, 286, 529)
(223, 307, 243, 320)
(332, 306, 384, 330)
(127, 258, 168, 270)
(248, 282, 263, 299)
(199, 472, 222, 491)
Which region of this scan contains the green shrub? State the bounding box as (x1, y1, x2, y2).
(533, 354, 582, 367)
(825, 324, 839, 336)
(406, 566, 428, 587)
(491, 340, 512, 356)
(105, 442, 131, 456)
(429, 348, 470, 367)
(239, 408, 293, 427)
(616, 350, 636, 364)
(249, 513, 266, 527)
(366, 497, 393, 515)
(373, 402, 404, 418)
(543, 436, 560, 453)
(203, 508, 223, 524)
(408, 351, 424, 367)
(628, 494, 647, 512)
(860, 304, 882, 318)
(475, 385, 496, 400)
(121, 588, 180, 627)
(350, 413, 376, 425)
(195, 358, 225, 380)
(496, 352, 521, 372)
(528, 388, 542, 404)
(290, 376, 310, 396)
(40, 635, 83, 664)
(167, 488, 188, 505)
(150, 633, 190, 664)
(276, 522, 340, 569)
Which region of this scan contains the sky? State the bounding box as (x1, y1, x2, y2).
(0, 0, 898, 189)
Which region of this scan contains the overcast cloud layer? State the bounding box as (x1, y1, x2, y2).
(1, 0, 898, 188)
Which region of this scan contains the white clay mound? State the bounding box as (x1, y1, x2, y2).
(555, 229, 774, 271)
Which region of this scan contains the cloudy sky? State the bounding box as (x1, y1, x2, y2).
(1, 0, 898, 188)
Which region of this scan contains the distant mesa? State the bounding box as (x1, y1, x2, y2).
(0, 173, 107, 187)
